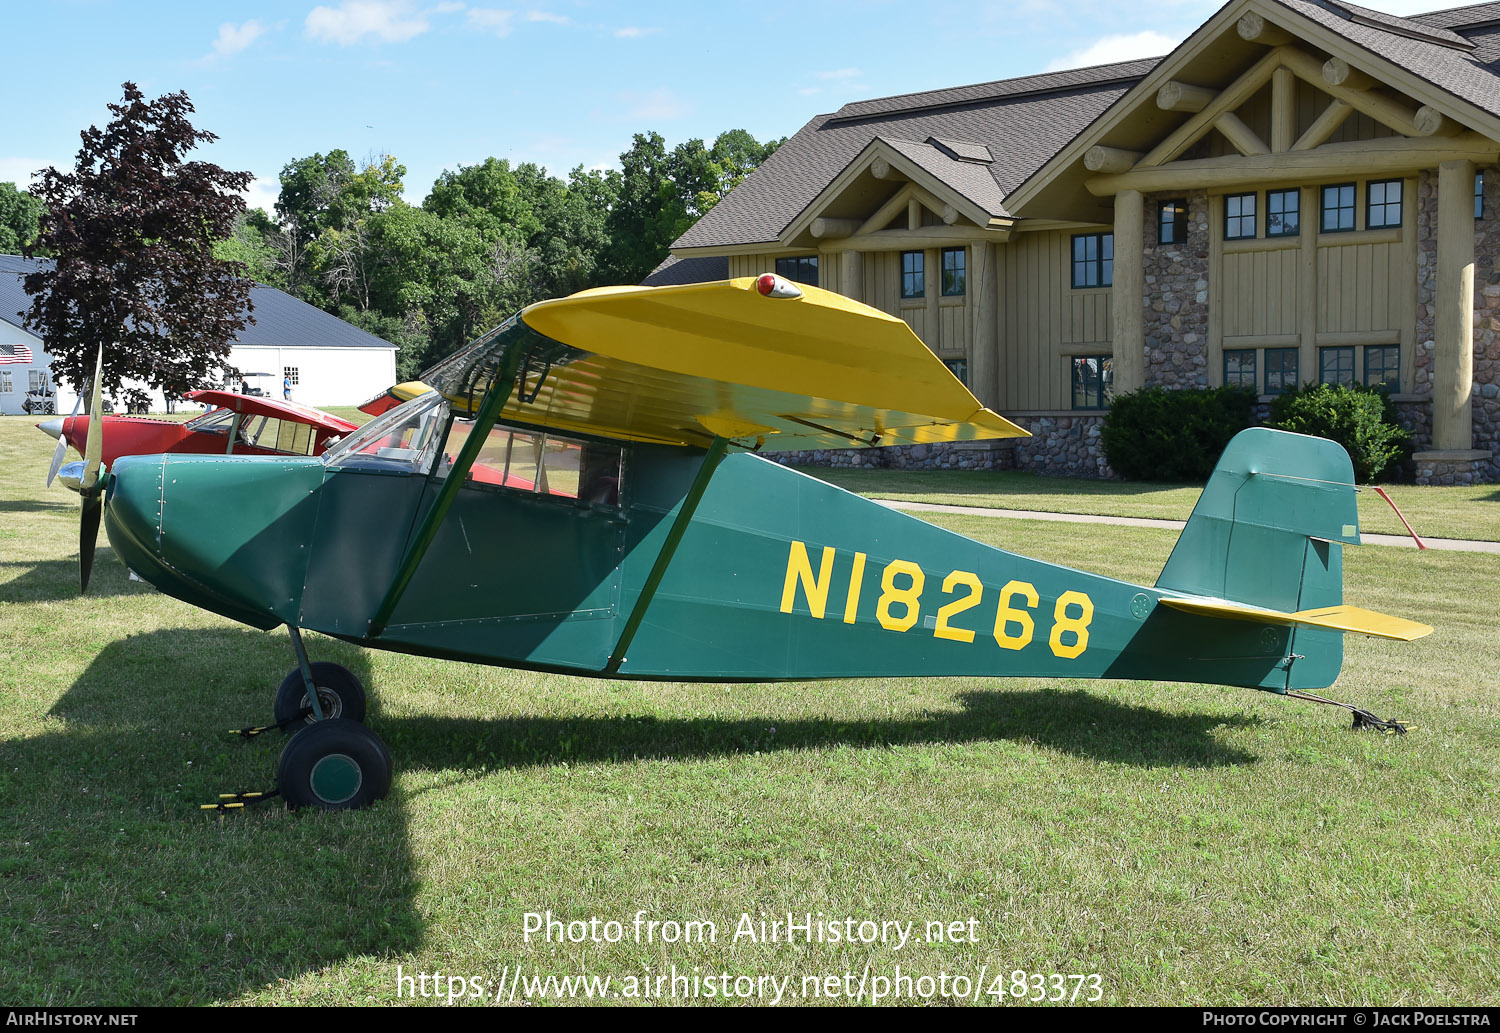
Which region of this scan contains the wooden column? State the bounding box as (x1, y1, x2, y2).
(1112, 189, 1146, 394)
(1434, 159, 1476, 450)
(840, 249, 863, 303)
(970, 242, 998, 407)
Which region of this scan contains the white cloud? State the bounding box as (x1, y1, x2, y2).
(613, 25, 659, 38)
(210, 19, 267, 57)
(466, 7, 516, 35)
(620, 89, 688, 121)
(306, 1, 430, 45)
(527, 10, 569, 25)
(240, 177, 281, 216)
(1044, 29, 1180, 71)
(431, 1, 466, 11)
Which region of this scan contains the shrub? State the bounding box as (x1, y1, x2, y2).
(1101, 386, 1257, 482)
(1267, 382, 1411, 482)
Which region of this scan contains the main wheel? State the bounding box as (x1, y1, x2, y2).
(277, 718, 392, 811)
(274, 662, 366, 729)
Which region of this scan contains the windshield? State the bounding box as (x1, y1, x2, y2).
(321, 391, 448, 472)
(185, 408, 235, 434)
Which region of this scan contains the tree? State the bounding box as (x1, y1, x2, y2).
(23, 83, 253, 395)
(0, 182, 45, 255)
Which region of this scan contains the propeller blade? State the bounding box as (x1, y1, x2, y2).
(43, 378, 88, 487)
(81, 346, 104, 493)
(80, 494, 102, 593)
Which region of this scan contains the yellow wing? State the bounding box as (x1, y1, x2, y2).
(431, 277, 1027, 450)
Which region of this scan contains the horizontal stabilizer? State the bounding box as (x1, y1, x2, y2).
(1160, 597, 1433, 641)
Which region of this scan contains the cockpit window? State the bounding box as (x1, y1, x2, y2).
(185, 408, 235, 435)
(438, 417, 623, 506)
(321, 391, 448, 472)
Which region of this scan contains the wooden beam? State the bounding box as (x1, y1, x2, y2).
(1215, 111, 1270, 156)
(941, 204, 960, 226)
(842, 227, 1006, 251)
(907, 199, 921, 231)
(1138, 47, 1286, 168)
(1322, 57, 1376, 92)
(839, 248, 863, 301)
(1237, 11, 1292, 45)
(810, 217, 861, 239)
(1414, 105, 1459, 137)
(1280, 47, 1424, 137)
(1083, 145, 1143, 173)
(1291, 98, 1354, 151)
(1271, 67, 1296, 153)
(1086, 134, 1499, 195)
(1157, 81, 1215, 113)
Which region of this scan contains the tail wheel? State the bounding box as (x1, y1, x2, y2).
(277, 718, 392, 811)
(274, 661, 366, 728)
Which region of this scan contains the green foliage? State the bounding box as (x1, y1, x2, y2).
(1267, 382, 1412, 482)
(1101, 386, 1257, 482)
(0, 182, 45, 254)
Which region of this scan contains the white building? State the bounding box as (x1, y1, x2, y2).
(0, 254, 397, 415)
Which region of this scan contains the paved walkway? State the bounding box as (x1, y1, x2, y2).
(874, 499, 1500, 555)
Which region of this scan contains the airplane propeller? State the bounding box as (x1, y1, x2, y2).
(42, 375, 90, 487)
(78, 347, 105, 592)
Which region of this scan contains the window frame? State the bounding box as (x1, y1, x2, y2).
(1070, 233, 1113, 288)
(1266, 188, 1300, 238)
(1265, 347, 1300, 396)
(1321, 182, 1357, 233)
(1070, 354, 1113, 410)
(1477, 171, 1485, 221)
(1319, 346, 1356, 386)
(1158, 199, 1188, 245)
(1364, 345, 1400, 390)
(940, 247, 966, 296)
(1224, 192, 1257, 240)
(774, 255, 819, 286)
(1366, 178, 1403, 229)
(900, 250, 925, 299)
(943, 357, 968, 386)
(1223, 348, 1257, 391)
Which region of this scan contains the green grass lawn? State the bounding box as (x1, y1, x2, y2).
(1, 418, 1496, 1006)
(795, 466, 1500, 543)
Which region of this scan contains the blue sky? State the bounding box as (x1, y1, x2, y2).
(2, 0, 1439, 213)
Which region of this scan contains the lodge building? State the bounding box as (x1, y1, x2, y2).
(653, 0, 1500, 484)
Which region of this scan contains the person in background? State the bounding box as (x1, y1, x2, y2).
(283, 374, 292, 400)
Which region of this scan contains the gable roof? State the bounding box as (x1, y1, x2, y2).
(0, 254, 395, 350)
(1003, 0, 1500, 221)
(672, 58, 1158, 251)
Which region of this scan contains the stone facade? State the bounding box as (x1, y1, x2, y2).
(772, 439, 1017, 471)
(1143, 190, 1211, 391)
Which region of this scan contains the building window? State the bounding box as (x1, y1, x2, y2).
(944, 358, 968, 385)
(1321, 183, 1357, 232)
(1158, 199, 1188, 244)
(1224, 349, 1257, 390)
(1477, 171, 1485, 221)
(941, 248, 966, 296)
(28, 369, 47, 392)
(1224, 193, 1257, 239)
(0, 371, 11, 393)
(1265, 348, 1299, 395)
(1367, 179, 1403, 229)
(1267, 189, 1300, 237)
(901, 251, 925, 298)
(1071, 233, 1113, 288)
(1319, 346, 1356, 386)
(1071, 355, 1113, 409)
(774, 255, 819, 286)
(1365, 345, 1400, 389)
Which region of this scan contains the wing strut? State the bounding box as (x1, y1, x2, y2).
(604, 436, 730, 674)
(368, 349, 525, 638)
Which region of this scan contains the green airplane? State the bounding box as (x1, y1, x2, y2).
(60, 275, 1431, 811)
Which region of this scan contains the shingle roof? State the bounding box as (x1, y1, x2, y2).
(0, 254, 394, 350)
(1272, 0, 1500, 123)
(672, 60, 1157, 250)
(640, 253, 730, 286)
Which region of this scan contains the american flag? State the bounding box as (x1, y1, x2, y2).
(0, 344, 33, 365)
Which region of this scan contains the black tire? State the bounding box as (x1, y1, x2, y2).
(277, 718, 392, 811)
(274, 662, 366, 729)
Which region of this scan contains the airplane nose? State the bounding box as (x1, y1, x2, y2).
(37, 416, 63, 438)
(103, 454, 164, 559)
